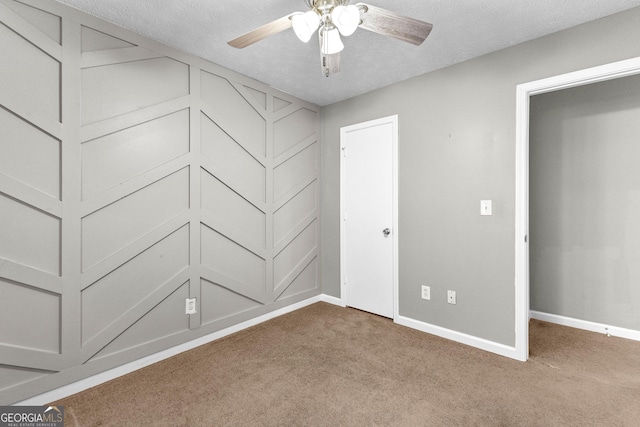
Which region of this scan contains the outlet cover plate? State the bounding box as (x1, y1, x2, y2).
(421, 285, 431, 300)
(447, 290, 456, 305)
(185, 297, 197, 314)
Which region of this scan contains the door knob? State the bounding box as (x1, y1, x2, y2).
(383, 228, 391, 237)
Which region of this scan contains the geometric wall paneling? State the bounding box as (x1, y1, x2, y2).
(201, 168, 266, 251)
(81, 45, 165, 70)
(200, 278, 262, 326)
(0, 193, 60, 275)
(81, 167, 190, 271)
(201, 112, 266, 204)
(2, 0, 60, 44)
(276, 258, 318, 301)
(0, 12, 61, 124)
(88, 281, 191, 362)
(230, 81, 268, 117)
(80, 225, 190, 349)
(273, 97, 293, 113)
(81, 57, 190, 125)
(0, 0, 320, 405)
(0, 277, 65, 371)
(80, 212, 190, 292)
(81, 109, 190, 200)
(200, 224, 267, 303)
(81, 26, 134, 52)
(0, 366, 55, 394)
(200, 70, 266, 156)
(0, 2, 60, 59)
(0, 172, 62, 225)
(0, 277, 60, 354)
(273, 181, 317, 248)
(273, 142, 317, 203)
(243, 85, 267, 111)
(273, 220, 318, 296)
(0, 348, 64, 375)
(0, 253, 61, 298)
(0, 108, 61, 199)
(78, 96, 190, 148)
(273, 108, 318, 157)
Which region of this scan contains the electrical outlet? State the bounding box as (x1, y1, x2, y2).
(447, 290, 456, 305)
(185, 298, 197, 315)
(421, 285, 431, 300)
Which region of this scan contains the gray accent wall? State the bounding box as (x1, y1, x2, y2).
(320, 7, 640, 346)
(530, 74, 640, 330)
(0, 0, 320, 404)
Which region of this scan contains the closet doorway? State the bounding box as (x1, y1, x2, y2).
(514, 57, 640, 361)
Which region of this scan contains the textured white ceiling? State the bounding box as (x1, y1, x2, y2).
(54, 0, 640, 106)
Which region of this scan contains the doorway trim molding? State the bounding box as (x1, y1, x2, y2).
(339, 114, 399, 320)
(514, 56, 640, 361)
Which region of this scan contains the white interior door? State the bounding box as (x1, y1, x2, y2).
(340, 115, 397, 318)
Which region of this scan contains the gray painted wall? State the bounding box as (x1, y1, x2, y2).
(320, 8, 640, 346)
(530, 74, 640, 330)
(0, 0, 320, 404)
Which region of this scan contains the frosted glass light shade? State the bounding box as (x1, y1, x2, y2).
(320, 27, 344, 55)
(292, 11, 320, 43)
(331, 5, 360, 36)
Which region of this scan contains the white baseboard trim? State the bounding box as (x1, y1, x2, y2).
(395, 316, 520, 360)
(16, 295, 326, 406)
(319, 294, 344, 307)
(530, 311, 640, 342)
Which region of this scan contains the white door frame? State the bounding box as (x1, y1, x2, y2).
(514, 56, 640, 361)
(340, 115, 399, 320)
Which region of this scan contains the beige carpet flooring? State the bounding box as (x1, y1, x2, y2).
(54, 302, 640, 426)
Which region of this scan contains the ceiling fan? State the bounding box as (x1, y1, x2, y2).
(228, 0, 433, 77)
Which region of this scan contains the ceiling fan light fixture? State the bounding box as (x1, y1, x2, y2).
(291, 10, 320, 43)
(228, 1, 433, 77)
(320, 26, 344, 55)
(331, 4, 360, 36)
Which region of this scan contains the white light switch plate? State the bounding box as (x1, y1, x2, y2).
(481, 200, 492, 216)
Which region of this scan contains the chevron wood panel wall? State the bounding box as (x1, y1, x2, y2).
(0, 0, 320, 404)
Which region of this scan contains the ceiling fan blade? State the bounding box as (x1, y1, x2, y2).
(356, 3, 433, 46)
(228, 14, 293, 49)
(321, 52, 341, 77)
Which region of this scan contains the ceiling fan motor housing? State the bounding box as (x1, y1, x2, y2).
(307, 0, 361, 33)
(308, 0, 350, 13)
